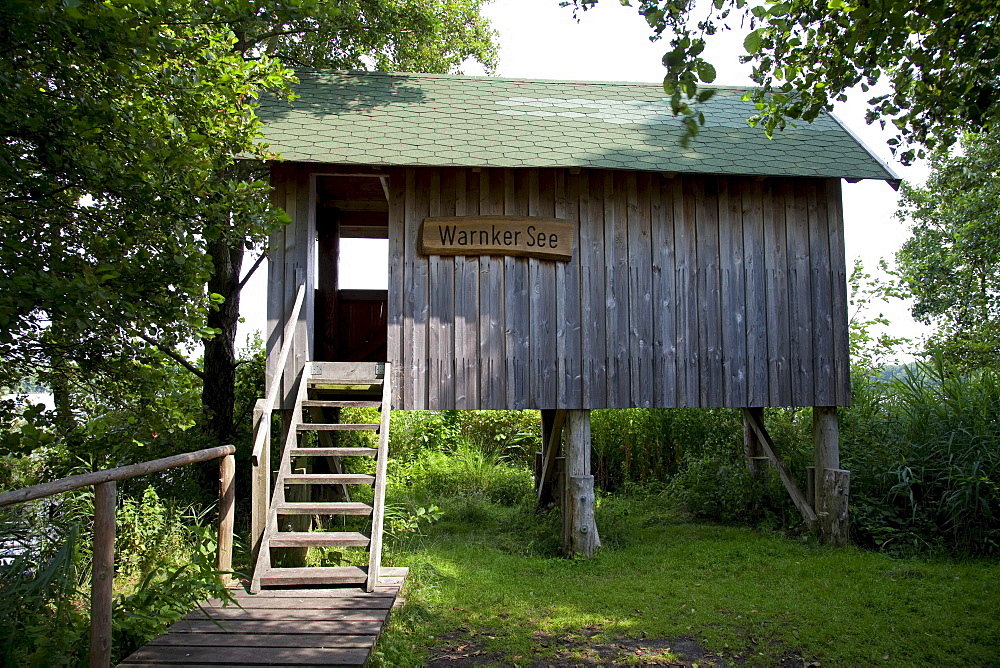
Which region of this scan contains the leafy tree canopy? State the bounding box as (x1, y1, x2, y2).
(569, 0, 999, 163)
(1, 0, 497, 447)
(895, 131, 1000, 367)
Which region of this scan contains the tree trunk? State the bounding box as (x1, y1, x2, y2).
(202, 239, 245, 446)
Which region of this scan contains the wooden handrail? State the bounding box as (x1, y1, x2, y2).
(251, 282, 306, 466)
(0, 445, 235, 507)
(0, 444, 236, 668)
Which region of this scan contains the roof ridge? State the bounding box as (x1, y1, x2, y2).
(292, 68, 753, 92)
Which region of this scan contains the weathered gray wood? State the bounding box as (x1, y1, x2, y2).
(764, 180, 792, 405)
(676, 177, 699, 406)
(742, 406, 765, 478)
(283, 473, 375, 485)
(250, 400, 268, 569)
(720, 177, 748, 407)
(147, 632, 379, 646)
(536, 169, 559, 407)
(295, 423, 379, 432)
(366, 363, 393, 591)
(427, 168, 443, 410)
(167, 619, 382, 635)
(199, 597, 391, 610)
(696, 177, 723, 407)
(411, 169, 431, 409)
(274, 501, 373, 515)
(217, 455, 235, 584)
(536, 409, 566, 507)
(743, 408, 817, 527)
(290, 447, 377, 457)
(556, 170, 583, 407)
(562, 411, 600, 555)
(265, 163, 289, 410)
(818, 468, 851, 547)
(826, 178, 851, 405)
(580, 171, 607, 408)
(605, 172, 631, 407)
(0, 445, 236, 507)
(808, 182, 835, 406)
(123, 645, 371, 666)
(504, 169, 530, 409)
(652, 174, 677, 407)
(439, 168, 458, 409)
(185, 607, 386, 622)
(260, 565, 368, 587)
(742, 178, 769, 406)
(787, 179, 815, 405)
(628, 172, 653, 408)
(387, 167, 406, 407)
(568, 475, 599, 557)
(89, 481, 115, 668)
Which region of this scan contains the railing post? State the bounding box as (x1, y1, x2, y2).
(217, 453, 235, 584)
(89, 480, 116, 668)
(250, 398, 268, 569)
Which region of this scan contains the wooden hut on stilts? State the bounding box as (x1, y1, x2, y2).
(249, 70, 898, 589)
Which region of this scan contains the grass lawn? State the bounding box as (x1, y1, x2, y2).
(371, 496, 1000, 666)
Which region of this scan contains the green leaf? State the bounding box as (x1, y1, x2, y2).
(744, 29, 764, 54)
(697, 61, 717, 84)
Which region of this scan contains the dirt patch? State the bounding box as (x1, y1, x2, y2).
(425, 627, 812, 666)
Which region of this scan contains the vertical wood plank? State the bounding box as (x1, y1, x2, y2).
(651, 174, 678, 407)
(696, 177, 723, 407)
(411, 169, 431, 410)
(556, 170, 583, 408)
(719, 177, 748, 407)
(503, 169, 529, 409)
(627, 172, 654, 408)
(764, 179, 791, 405)
(676, 176, 700, 407)
(463, 171, 482, 408)
(479, 169, 506, 407)
(217, 454, 235, 583)
(528, 169, 543, 409)
(826, 179, 851, 405)
(452, 170, 469, 409)
(580, 171, 607, 408)
(537, 169, 558, 407)
(808, 180, 835, 406)
(787, 179, 814, 406)
(427, 169, 443, 410)
(387, 167, 406, 407)
(89, 481, 115, 668)
(605, 172, 631, 407)
(743, 178, 768, 407)
(266, 164, 289, 395)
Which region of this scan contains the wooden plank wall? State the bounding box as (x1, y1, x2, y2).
(385, 166, 850, 410)
(268, 164, 850, 411)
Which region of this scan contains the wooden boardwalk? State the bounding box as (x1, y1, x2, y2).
(119, 568, 407, 667)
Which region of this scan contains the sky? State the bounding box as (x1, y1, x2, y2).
(237, 0, 929, 355)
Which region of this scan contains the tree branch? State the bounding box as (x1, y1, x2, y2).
(135, 331, 206, 380)
(237, 250, 267, 293)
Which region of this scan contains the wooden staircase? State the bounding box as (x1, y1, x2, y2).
(251, 362, 392, 593)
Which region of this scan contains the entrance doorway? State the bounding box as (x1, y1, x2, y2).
(315, 174, 389, 362)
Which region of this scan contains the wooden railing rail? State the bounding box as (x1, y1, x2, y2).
(250, 282, 306, 567)
(0, 444, 236, 668)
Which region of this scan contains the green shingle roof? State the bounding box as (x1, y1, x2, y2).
(256, 70, 898, 182)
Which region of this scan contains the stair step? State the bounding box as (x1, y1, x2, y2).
(258, 566, 368, 587)
(285, 474, 375, 485)
(301, 400, 382, 408)
(274, 502, 373, 516)
(270, 531, 371, 548)
(308, 377, 382, 388)
(296, 423, 380, 432)
(290, 447, 378, 458)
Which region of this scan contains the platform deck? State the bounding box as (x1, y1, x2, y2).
(119, 568, 407, 667)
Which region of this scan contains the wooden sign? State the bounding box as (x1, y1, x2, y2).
(420, 216, 575, 261)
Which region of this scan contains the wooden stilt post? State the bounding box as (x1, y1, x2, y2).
(217, 453, 235, 584)
(813, 406, 850, 546)
(562, 409, 600, 557)
(89, 481, 115, 668)
(742, 407, 766, 479)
